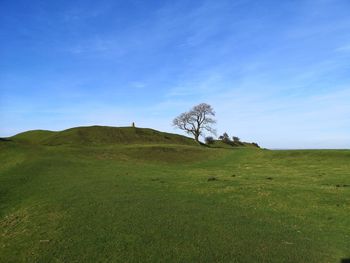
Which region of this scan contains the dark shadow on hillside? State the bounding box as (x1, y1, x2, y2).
(0, 138, 11, 142)
(341, 259, 350, 263)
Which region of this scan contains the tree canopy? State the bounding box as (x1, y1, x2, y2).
(173, 103, 216, 143)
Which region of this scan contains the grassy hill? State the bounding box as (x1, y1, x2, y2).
(1, 129, 349, 262)
(208, 140, 260, 149)
(10, 130, 56, 144)
(10, 126, 261, 149)
(11, 126, 197, 146)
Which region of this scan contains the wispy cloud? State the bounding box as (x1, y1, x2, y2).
(129, 81, 146, 89)
(335, 45, 350, 52)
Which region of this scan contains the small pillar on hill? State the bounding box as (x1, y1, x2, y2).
(132, 122, 135, 128)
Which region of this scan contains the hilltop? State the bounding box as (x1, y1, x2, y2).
(8, 125, 260, 148)
(10, 126, 197, 146)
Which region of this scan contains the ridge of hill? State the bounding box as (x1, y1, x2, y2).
(10, 126, 197, 146)
(8, 125, 260, 148)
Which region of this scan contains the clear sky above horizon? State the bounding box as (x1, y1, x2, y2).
(1, 0, 350, 149)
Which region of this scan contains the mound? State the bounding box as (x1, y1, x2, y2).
(11, 126, 197, 146)
(11, 130, 56, 144)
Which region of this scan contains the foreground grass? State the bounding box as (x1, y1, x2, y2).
(0, 142, 349, 262)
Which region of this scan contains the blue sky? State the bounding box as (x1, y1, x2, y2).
(1, 0, 350, 148)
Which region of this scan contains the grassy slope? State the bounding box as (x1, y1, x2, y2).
(209, 140, 259, 149)
(0, 140, 349, 262)
(10, 130, 56, 144)
(11, 126, 197, 146)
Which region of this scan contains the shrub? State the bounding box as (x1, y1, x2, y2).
(232, 136, 240, 143)
(220, 132, 233, 145)
(252, 142, 260, 148)
(205, 136, 215, 144)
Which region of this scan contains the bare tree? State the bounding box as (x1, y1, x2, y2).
(173, 103, 216, 144)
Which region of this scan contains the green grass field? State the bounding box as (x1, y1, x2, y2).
(1, 127, 349, 262)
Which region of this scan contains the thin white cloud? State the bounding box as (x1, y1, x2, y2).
(335, 45, 350, 52)
(129, 82, 146, 89)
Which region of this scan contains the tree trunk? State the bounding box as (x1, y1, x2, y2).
(194, 134, 200, 144)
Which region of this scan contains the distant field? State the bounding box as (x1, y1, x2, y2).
(0, 128, 349, 262)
